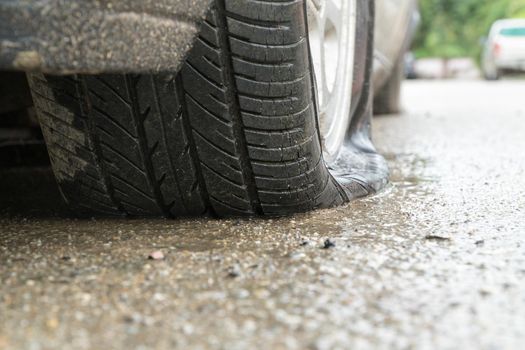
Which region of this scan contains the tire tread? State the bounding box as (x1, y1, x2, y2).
(30, 0, 344, 217)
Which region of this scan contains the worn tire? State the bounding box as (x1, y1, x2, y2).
(29, 0, 347, 217)
(373, 56, 403, 115)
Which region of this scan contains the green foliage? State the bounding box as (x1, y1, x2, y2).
(413, 0, 525, 59)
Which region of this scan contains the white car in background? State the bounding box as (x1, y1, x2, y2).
(482, 19, 525, 80)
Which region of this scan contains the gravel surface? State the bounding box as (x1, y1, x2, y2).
(1, 80, 525, 349)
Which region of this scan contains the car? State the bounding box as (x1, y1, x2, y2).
(0, 0, 410, 218)
(373, 0, 419, 114)
(482, 19, 525, 80)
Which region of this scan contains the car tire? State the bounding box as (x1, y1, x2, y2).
(29, 0, 385, 218)
(484, 69, 501, 81)
(373, 57, 403, 115)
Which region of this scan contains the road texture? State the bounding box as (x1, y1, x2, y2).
(1, 80, 525, 349)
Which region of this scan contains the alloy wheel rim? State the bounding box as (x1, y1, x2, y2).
(307, 0, 357, 163)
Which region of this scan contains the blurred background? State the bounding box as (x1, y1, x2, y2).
(409, 0, 525, 79)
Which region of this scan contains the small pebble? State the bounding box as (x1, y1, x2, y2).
(148, 250, 165, 260)
(322, 239, 336, 249)
(425, 235, 451, 241)
(227, 265, 240, 278)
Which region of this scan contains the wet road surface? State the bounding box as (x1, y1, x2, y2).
(1, 80, 525, 349)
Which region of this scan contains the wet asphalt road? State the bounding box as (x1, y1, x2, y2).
(1, 80, 525, 349)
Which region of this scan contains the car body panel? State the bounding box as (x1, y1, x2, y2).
(372, 0, 418, 93)
(0, 0, 213, 74)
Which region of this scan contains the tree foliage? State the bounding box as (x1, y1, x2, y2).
(413, 0, 525, 59)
